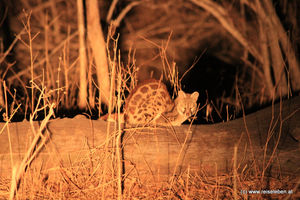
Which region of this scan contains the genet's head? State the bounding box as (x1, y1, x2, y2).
(176, 91, 199, 118)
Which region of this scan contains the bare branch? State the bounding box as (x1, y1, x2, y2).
(111, 1, 140, 28)
(189, 0, 263, 63)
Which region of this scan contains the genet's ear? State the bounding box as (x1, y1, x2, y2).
(191, 91, 199, 100)
(178, 90, 186, 98)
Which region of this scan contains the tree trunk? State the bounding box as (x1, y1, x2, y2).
(86, 0, 111, 106)
(0, 97, 299, 182)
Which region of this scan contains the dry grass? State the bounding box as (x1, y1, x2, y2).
(0, 0, 299, 199)
(0, 147, 298, 199)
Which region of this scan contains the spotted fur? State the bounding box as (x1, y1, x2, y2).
(124, 79, 199, 126)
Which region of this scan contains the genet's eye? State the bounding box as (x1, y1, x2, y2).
(191, 106, 195, 113)
(178, 105, 186, 114)
(181, 107, 186, 113)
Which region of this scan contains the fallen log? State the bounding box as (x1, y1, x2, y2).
(0, 96, 299, 182)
